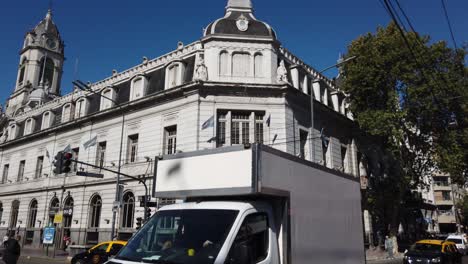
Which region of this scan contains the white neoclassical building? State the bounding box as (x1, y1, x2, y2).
(0, 0, 381, 248)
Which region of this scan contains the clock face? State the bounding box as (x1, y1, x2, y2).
(236, 15, 249, 32)
(46, 38, 57, 49)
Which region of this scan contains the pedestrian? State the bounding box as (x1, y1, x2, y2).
(384, 235, 394, 259)
(2, 235, 20, 264)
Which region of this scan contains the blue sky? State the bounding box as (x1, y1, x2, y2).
(0, 0, 466, 103)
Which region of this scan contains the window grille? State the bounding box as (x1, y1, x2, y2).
(299, 130, 308, 159)
(121, 192, 135, 228)
(27, 200, 38, 228)
(35, 156, 44, 178)
(9, 201, 20, 229)
(96, 142, 107, 167)
(1, 164, 9, 184)
(127, 134, 139, 163)
(89, 195, 102, 228)
(231, 113, 250, 145)
(165, 126, 177, 155)
(255, 115, 264, 143)
(48, 198, 59, 225)
(17, 160, 25, 182)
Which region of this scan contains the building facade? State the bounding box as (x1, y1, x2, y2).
(0, 0, 380, 248)
(431, 172, 464, 233)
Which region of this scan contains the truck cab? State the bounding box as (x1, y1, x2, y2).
(109, 201, 279, 264)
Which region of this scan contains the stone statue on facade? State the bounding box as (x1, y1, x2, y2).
(0, 128, 8, 143)
(276, 60, 288, 83)
(194, 57, 208, 82)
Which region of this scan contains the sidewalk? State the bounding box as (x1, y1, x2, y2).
(366, 248, 403, 263)
(21, 246, 69, 260)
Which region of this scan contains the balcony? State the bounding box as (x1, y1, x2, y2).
(438, 211, 456, 224)
(433, 182, 452, 191)
(434, 199, 454, 206)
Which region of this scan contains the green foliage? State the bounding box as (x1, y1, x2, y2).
(342, 22, 467, 232)
(458, 195, 468, 227)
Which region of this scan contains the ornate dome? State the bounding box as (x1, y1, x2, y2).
(204, 0, 277, 40)
(29, 88, 47, 102)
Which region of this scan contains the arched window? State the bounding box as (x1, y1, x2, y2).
(254, 53, 263, 78)
(130, 76, 148, 101)
(18, 57, 27, 86)
(219, 51, 229, 76)
(62, 103, 74, 123)
(48, 197, 60, 225)
(232, 53, 250, 77)
(121, 192, 135, 228)
(75, 98, 89, 118)
(63, 197, 74, 229)
(27, 200, 38, 228)
(89, 195, 102, 228)
(9, 200, 20, 229)
(24, 118, 35, 136)
(38, 57, 55, 86)
(165, 62, 185, 89)
(42, 111, 54, 130)
(8, 123, 18, 140)
(100, 88, 116, 110)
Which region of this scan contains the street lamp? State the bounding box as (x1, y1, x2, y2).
(310, 56, 357, 162)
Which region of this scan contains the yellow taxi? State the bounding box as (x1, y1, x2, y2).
(404, 239, 462, 264)
(71, 240, 127, 264)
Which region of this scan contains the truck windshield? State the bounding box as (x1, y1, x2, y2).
(116, 209, 239, 264)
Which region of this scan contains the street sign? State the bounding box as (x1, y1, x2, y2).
(140, 201, 157, 207)
(43, 227, 55, 244)
(76, 171, 104, 178)
(53, 212, 63, 224)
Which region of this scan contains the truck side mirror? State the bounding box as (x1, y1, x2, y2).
(227, 243, 252, 264)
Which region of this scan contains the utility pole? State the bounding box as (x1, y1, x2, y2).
(72, 80, 126, 240)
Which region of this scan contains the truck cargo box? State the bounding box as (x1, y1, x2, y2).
(154, 144, 365, 264)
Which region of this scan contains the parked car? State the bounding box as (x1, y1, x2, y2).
(446, 234, 468, 255)
(71, 240, 127, 264)
(404, 240, 462, 264)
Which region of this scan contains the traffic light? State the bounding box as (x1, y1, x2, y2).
(145, 207, 151, 220)
(136, 217, 143, 230)
(53, 152, 64, 174)
(62, 152, 73, 173)
(53, 151, 73, 174)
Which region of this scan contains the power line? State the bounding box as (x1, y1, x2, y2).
(440, 0, 458, 50)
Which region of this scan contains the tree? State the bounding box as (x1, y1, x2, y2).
(341, 22, 467, 235)
(458, 195, 468, 228)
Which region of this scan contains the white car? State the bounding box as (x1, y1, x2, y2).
(446, 234, 468, 255)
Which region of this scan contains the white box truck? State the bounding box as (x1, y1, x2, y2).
(108, 144, 365, 264)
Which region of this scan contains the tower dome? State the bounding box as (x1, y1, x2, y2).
(31, 9, 61, 40)
(204, 0, 277, 40)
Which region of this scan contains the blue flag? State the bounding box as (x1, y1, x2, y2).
(202, 116, 214, 130)
(83, 135, 98, 150)
(266, 114, 271, 127)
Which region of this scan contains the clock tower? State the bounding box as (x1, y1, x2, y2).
(6, 9, 65, 116)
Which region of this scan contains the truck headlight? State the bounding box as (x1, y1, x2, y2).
(431, 257, 441, 263)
